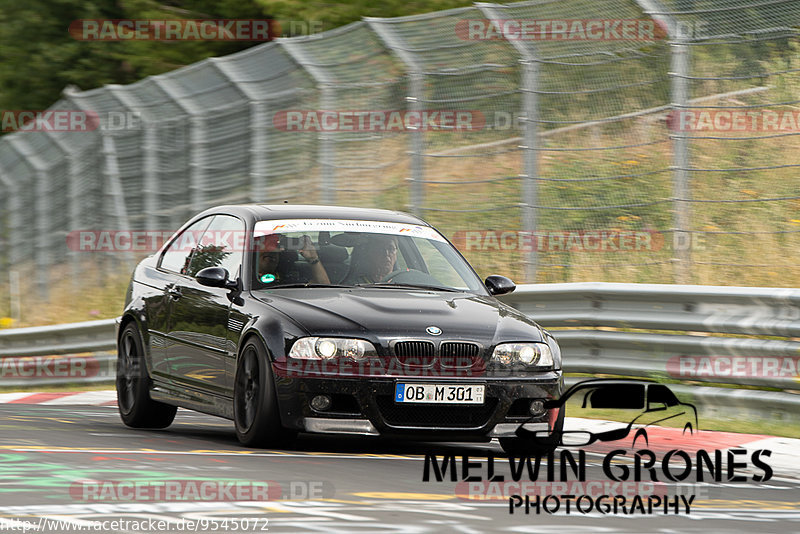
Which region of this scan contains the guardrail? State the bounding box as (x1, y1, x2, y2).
(0, 283, 798, 420)
(0, 319, 117, 388)
(502, 282, 800, 337)
(501, 283, 800, 385)
(502, 282, 800, 422)
(0, 319, 116, 358)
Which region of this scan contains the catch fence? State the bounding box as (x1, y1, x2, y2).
(1, 0, 799, 309)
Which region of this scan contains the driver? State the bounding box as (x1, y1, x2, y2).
(355, 235, 398, 284)
(255, 233, 330, 285)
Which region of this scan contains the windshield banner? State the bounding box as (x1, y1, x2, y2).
(254, 219, 447, 242)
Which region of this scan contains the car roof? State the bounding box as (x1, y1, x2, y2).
(199, 204, 430, 226)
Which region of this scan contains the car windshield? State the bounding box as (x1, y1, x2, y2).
(251, 219, 486, 293)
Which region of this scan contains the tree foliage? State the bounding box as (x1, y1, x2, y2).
(0, 0, 471, 112)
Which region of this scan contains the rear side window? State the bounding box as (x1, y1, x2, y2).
(159, 217, 214, 275)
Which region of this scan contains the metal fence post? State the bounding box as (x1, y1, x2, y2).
(41, 132, 83, 284)
(152, 78, 205, 214)
(319, 85, 336, 204)
(6, 138, 50, 300)
(188, 115, 207, 212)
(520, 59, 540, 283)
(110, 87, 158, 232)
(5, 184, 20, 280)
(249, 100, 269, 202)
(279, 39, 338, 205)
(101, 135, 135, 270)
(366, 19, 425, 217)
(63, 149, 81, 284)
(0, 171, 12, 279)
(141, 122, 159, 231)
(407, 74, 425, 217)
(478, 3, 540, 283)
(634, 0, 691, 283)
(670, 38, 691, 283)
(34, 168, 49, 300)
(9, 269, 20, 322)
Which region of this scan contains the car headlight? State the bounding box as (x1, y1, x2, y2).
(491, 342, 553, 367)
(545, 335, 562, 370)
(289, 337, 377, 360)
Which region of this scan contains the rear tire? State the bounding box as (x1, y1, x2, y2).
(234, 337, 296, 448)
(116, 322, 177, 429)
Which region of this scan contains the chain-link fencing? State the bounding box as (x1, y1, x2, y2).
(0, 0, 799, 314)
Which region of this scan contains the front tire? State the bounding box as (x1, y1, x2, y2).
(116, 322, 177, 428)
(234, 337, 296, 448)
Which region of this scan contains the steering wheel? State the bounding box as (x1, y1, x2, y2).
(379, 268, 444, 286)
(379, 269, 407, 283)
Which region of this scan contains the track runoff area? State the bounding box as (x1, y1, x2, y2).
(0, 392, 797, 533)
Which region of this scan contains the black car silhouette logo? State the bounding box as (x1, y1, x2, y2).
(515, 379, 698, 449)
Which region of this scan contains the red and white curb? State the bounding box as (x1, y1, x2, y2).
(0, 390, 117, 406)
(582, 425, 800, 472)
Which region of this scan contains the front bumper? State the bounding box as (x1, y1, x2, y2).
(273, 371, 564, 440)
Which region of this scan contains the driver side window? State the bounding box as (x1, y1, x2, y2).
(186, 215, 244, 279)
(159, 217, 214, 275)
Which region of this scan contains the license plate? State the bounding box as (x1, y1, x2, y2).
(395, 383, 485, 404)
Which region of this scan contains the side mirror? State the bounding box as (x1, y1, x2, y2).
(485, 275, 516, 296)
(196, 267, 238, 290)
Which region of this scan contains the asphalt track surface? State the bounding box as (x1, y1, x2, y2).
(0, 404, 798, 533)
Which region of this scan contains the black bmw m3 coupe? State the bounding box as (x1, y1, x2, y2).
(116, 204, 564, 454)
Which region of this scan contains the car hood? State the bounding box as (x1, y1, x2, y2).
(251, 288, 544, 344)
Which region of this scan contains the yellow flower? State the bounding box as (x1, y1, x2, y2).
(622, 160, 639, 166)
(0, 317, 15, 329)
(616, 216, 630, 221)
(703, 225, 720, 231)
(790, 219, 800, 225)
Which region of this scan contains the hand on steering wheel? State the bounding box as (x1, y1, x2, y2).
(379, 268, 407, 283)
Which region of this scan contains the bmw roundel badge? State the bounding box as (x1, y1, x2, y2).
(426, 326, 442, 336)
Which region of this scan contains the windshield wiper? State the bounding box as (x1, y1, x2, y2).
(355, 283, 463, 292)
